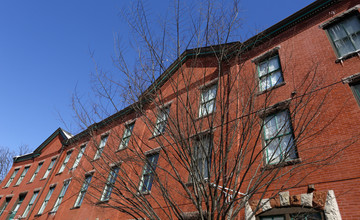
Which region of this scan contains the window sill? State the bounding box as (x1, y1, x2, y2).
(40, 178, 46, 181)
(55, 172, 62, 176)
(48, 211, 56, 215)
(13, 184, 19, 187)
(116, 147, 128, 153)
(138, 191, 151, 195)
(335, 50, 360, 64)
(96, 200, 109, 205)
(257, 81, 286, 96)
(262, 158, 301, 170)
(149, 133, 164, 140)
(342, 72, 360, 84)
(196, 112, 215, 120)
(185, 178, 209, 187)
(92, 158, 100, 162)
(70, 206, 80, 210)
(34, 214, 42, 217)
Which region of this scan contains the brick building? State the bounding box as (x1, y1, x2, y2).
(0, 0, 359, 219)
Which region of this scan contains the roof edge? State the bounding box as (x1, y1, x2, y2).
(13, 128, 72, 163)
(62, 0, 341, 147)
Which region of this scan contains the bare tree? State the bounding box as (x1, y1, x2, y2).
(0, 147, 14, 183)
(17, 144, 31, 156)
(70, 0, 358, 219)
(0, 144, 31, 183)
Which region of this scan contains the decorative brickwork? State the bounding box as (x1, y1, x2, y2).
(245, 190, 342, 220)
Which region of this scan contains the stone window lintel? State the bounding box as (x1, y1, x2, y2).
(342, 72, 360, 84)
(319, 4, 360, 29)
(257, 99, 291, 118)
(251, 46, 281, 63)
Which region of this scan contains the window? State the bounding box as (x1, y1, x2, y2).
(119, 122, 135, 150)
(153, 107, 170, 136)
(259, 211, 323, 220)
(8, 194, 26, 220)
(4, 168, 19, 187)
(22, 191, 39, 218)
(58, 151, 72, 173)
(72, 144, 87, 170)
(290, 212, 322, 220)
(350, 82, 360, 106)
(257, 54, 283, 92)
(74, 174, 92, 207)
(101, 167, 119, 201)
(38, 186, 55, 215)
(15, 166, 30, 186)
(52, 179, 71, 212)
(43, 158, 56, 179)
(193, 135, 212, 179)
(139, 153, 159, 193)
(0, 197, 11, 216)
(94, 135, 108, 160)
(29, 162, 43, 183)
(263, 111, 297, 164)
(326, 14, 360, 58)
(199, 84, 217, 117)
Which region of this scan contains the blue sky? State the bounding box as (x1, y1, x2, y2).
(0, 0, 314, 153)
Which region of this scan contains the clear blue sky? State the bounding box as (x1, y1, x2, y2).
(0, 0, 314, 153)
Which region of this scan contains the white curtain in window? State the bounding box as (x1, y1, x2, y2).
(328, 16, 360, 57)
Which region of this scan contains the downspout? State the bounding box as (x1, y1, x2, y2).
(25, 144, 66, 220)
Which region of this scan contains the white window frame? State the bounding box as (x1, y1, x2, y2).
(153, 107, 170, 136)
(119, 122, 135, 150)
(199, 84, 217, 117)
(42, 158, 57, 179)
(72, 144, 87, 170)
(193, 135, 212, 180)
(262, 110, 297, 165)
(38, 186, 55, 215)
(94, 135, 109, 160)
(4, 168, 19, 187)
(22, 191, 39, 218)
(15, 166, 30, 186)
(101, 167, 119, 201)
(74, 174, 92, 207)
(138, 153, 160, 193)
(58, 150, 73, 173)
(29, 162, 43, 183)
(51, 179, 71, 212)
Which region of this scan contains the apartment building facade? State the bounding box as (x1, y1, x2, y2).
(0, 0, 359, 219)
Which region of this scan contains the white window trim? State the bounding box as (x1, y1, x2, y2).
(15, 165, 31, 186)
(119, 121, 136, 150)
(153, 106, 171, 136)
(58, 150, 73, 174)
(71, 144, 87, 170)
(94, 134, 109, 160)
(29, 162, 44, 183)
(198, 83, 218, 117)
(101, 167, 119, 201)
